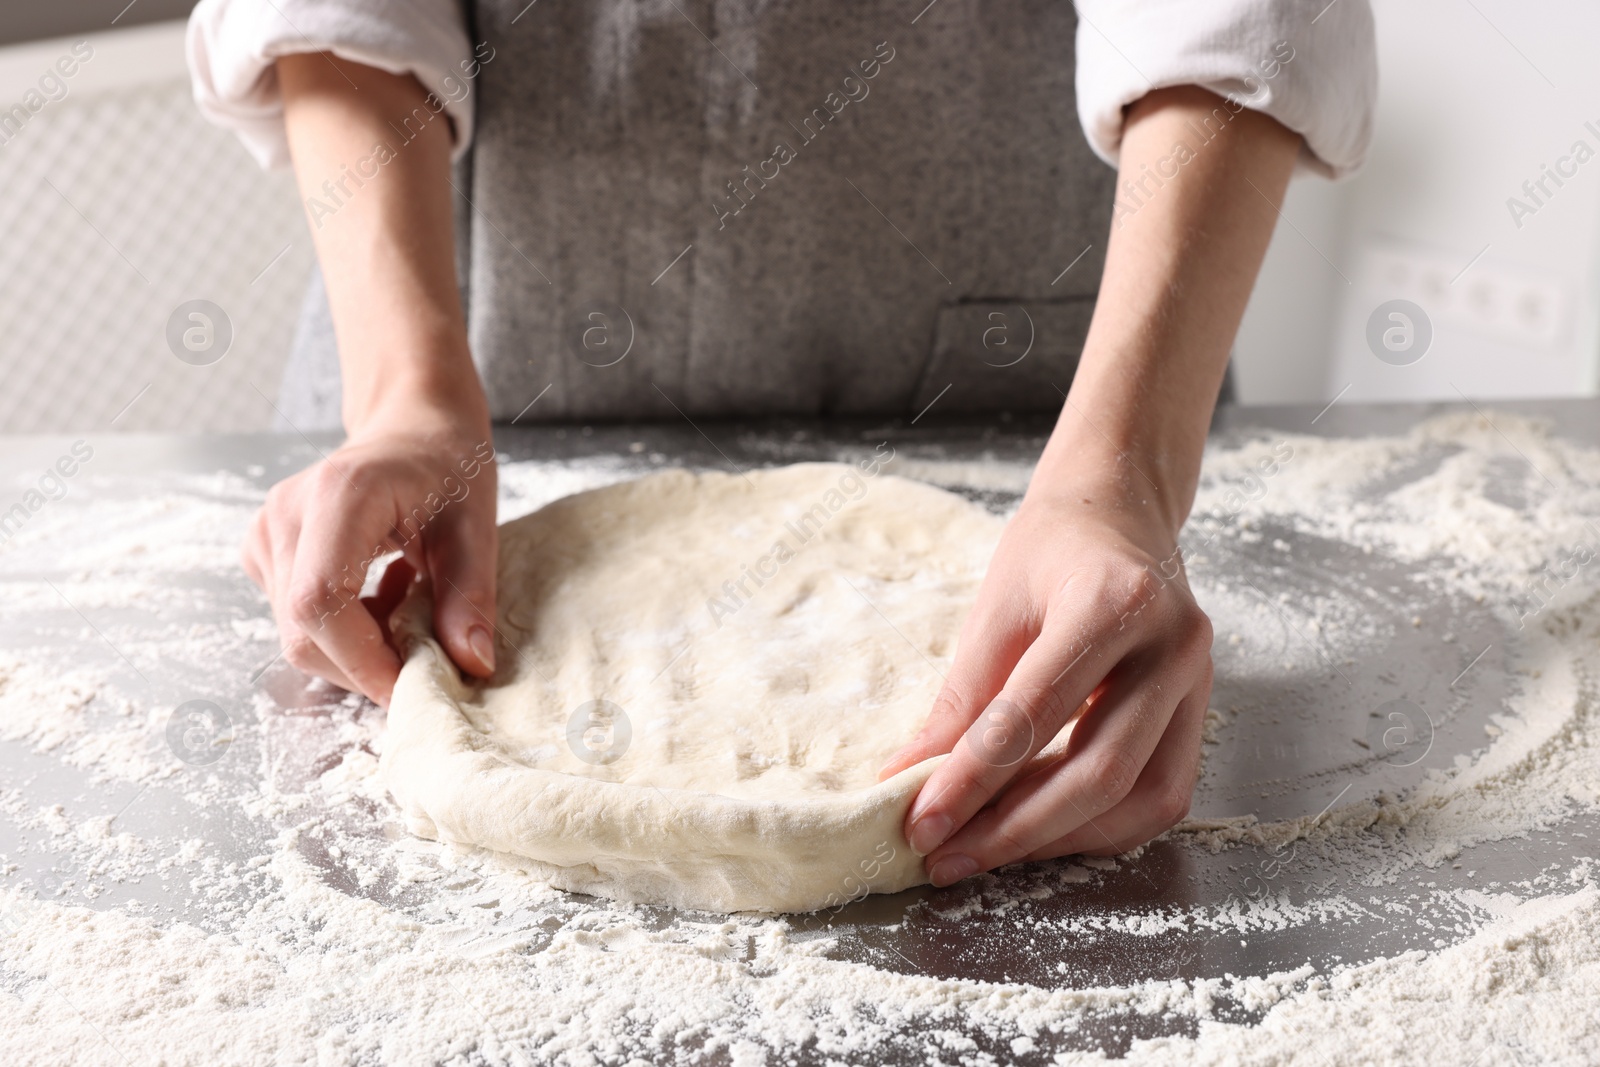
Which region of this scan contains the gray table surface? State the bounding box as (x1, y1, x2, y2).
(2, 397, 1597, 1062)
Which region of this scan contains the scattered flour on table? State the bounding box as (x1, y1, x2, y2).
(0, 414, 1596, 1065)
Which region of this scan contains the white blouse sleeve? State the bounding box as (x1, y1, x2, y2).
(186, 0, 478, 169)
(1074, 0, 1378, 179)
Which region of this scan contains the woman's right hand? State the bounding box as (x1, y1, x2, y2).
(243, 399, 499, 707)
(262, 52, 499, 706)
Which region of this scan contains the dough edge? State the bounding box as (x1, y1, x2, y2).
(380, 583, 943, 915)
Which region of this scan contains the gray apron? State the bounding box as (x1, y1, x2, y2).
(280, 0, 1115, 428)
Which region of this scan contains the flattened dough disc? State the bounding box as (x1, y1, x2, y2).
(381, 463, 1004, 913)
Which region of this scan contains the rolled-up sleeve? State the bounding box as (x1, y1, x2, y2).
(1074, 0, 1377, 179)
(186, 0, 476, 169)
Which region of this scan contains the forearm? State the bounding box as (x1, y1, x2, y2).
(278, 53, 486, 437)
(895, 92, 1299, 879)
(1034, 86, 1301, 538)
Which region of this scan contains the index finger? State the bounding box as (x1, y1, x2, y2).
(904, 607, 1136, 854)
(283, 477, 405, 705)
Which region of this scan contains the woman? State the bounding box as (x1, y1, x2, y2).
(189, 0, 1375, 888)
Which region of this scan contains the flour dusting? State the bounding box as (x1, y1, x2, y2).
(0, 412, 1596, 1065)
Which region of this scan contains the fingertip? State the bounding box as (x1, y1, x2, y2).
(908, 766, 961, 822)
(908, 812, 954, 856)
(431, 578, 498, 679)
(466, 623, 496, 676)
(350, 652, 401, 710)
(432, 622, 495, 680)
(927, 853, 979, 888)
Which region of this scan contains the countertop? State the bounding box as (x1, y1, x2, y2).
(2, 397, 1597, 1061)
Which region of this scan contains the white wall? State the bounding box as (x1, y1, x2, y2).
(1233, 0, 1600, 404)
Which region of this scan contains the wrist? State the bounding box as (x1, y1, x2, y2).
(342, 343, 490, 443)
(1028, 423, 1191, 544)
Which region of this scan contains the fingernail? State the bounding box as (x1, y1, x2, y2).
(909, 813, 953, 856)
(907, 779, 951, 825)
(468, 625, 496, 673)
(929, 854, 978, 887)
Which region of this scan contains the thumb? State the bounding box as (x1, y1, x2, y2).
(427, 505, 500, 679)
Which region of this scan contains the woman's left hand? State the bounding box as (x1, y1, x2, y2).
(878, 477, 1214, 886)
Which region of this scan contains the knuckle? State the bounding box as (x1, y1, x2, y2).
(1101, 564, 1158, 623)
(1151, 781, 1193, 828)
(1021, 683, 1073, 729)
(936, 669, 1000, 724)
(285, 584, 337, 630)
(929, 682, 974, 724)
(988, 823, 1033, 865)
(446, 578, 495, 613)
(1189, 600, 1214, 639)
(266, 474, 312, 514)
(280, 632, 320, 670)
(311, 459, 354, 494)
(1161, 601, 1214, 667)
(1085, 747, 1142, 805)
(1180, 606, 1215, 655)
(964, 696, 1037, 768)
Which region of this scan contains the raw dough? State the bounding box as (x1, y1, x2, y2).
(380, 463, 1005, 913)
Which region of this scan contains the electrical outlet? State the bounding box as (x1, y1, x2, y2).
(1361, 242, 1568, 348)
